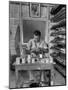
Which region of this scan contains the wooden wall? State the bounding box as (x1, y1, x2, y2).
(9, 3, 20, 55)
(9, 1, 53, 56)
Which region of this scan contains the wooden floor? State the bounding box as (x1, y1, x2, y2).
(9, 69, 66, 88)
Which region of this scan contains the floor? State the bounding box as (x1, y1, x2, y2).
(9, 68, 66, 88)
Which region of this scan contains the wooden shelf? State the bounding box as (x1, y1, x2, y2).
(50, 51, 66, 56)
(50, 31, 66, 37)
(51, 19, 66, 29)
(50, 4, 66, 78)
(50, 38, 65, 43)
(54, 63, 66, 77)
(53, 42, 66, 46)
(50, 47, 66, 54)
(50, 5, 65, 15)
(54, 57, 66, 67)
(51, 7, 66, 22)
(50, 52, 66, 61)
(50, 37, 65, 42)
(50, 45, 65, 50)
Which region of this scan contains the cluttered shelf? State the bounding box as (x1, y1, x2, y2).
(50, 47, 66, 54)
(50, 52, 66, 66)
(50, 5, 66, 22)
(50, 5, 65, 15)
(50, 52, 66, 77)
(50, 4, 66, 78)
(50, 19, 66, 29)
(50, 37, 65, 43)
(50, 32, 66, 37)
(54, 57, 66, 67)
(54, 63, 66, 77)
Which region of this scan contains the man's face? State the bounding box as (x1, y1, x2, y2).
(34, 35, 40, 42)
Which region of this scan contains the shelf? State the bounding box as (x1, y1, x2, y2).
(50, 47, 66, 54)
(50, 46, 62, 50)
(50, 51, 66, 57)
(51, 14, 66, 23)
(50, 52, 58, 57)
(51, 7, 66, 22)
(50, 41, 65, 45)
(50, 27, 66, 32)
(51, 19, 66, 29)
(53, 42, 66, 46)
(50, 4, 66, 79)
(50, 41, 66, 46)
(56, 44, 65, 49)
(54, 63, 66, 77)
(50, 38, 65, 43)
(50, 37, 65, 42)
(50, 31, 66, 36)
(50, 44, 65, 50)
(50, 5, 65, 15)
(50, 53, 66, 66)
(54, 57, 66, 67)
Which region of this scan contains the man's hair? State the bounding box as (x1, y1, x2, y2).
(33, 30, 41, 36)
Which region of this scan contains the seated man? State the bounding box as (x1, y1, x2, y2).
(27, 30, 48, 52)
(27, 30, 48, 82)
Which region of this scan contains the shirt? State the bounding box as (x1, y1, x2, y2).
(27, 38, 48, 50)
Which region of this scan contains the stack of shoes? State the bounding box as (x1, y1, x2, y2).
(50, 5, 65, 15)
(50, 52, 59, 57)
(50, 37, 65, 43)
(50, 31, 66, 37)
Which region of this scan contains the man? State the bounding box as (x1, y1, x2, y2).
(27, 30, 48, 83)
(27, 30, 48, 52)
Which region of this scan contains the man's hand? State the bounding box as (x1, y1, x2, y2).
(31, 48, 37, 51)
(38, 47, 49, 53)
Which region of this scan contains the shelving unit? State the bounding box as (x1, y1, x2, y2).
(51, 19, 66, 29)
(50, 5, 66, 22)
(50, 5, 66, 77)
(50, 5, 65, 15)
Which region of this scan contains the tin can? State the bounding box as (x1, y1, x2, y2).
(27, 55, 31, 63)
(39, 54, 42, 58)
(32, 58, 35, 63)
(22, 58, 25, 64)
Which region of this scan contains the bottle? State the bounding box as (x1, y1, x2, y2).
(32, 58, 35, 63)
(22, 58, 25, 64)
(27, 55, 31, 63)
(39, 54, 42, 58)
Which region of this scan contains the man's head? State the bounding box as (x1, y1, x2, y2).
(33, 30, 41, 42)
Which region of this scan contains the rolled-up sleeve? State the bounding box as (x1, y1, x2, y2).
(27, 40, 32, 50)
(40, 41, 49, 53)
(41, 41, 48, 49)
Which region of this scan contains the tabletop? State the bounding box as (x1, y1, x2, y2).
(13, 62, 53, 70)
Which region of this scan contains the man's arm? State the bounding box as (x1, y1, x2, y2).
(27, 40, 32, 50)
(40, 41, 49, 53)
